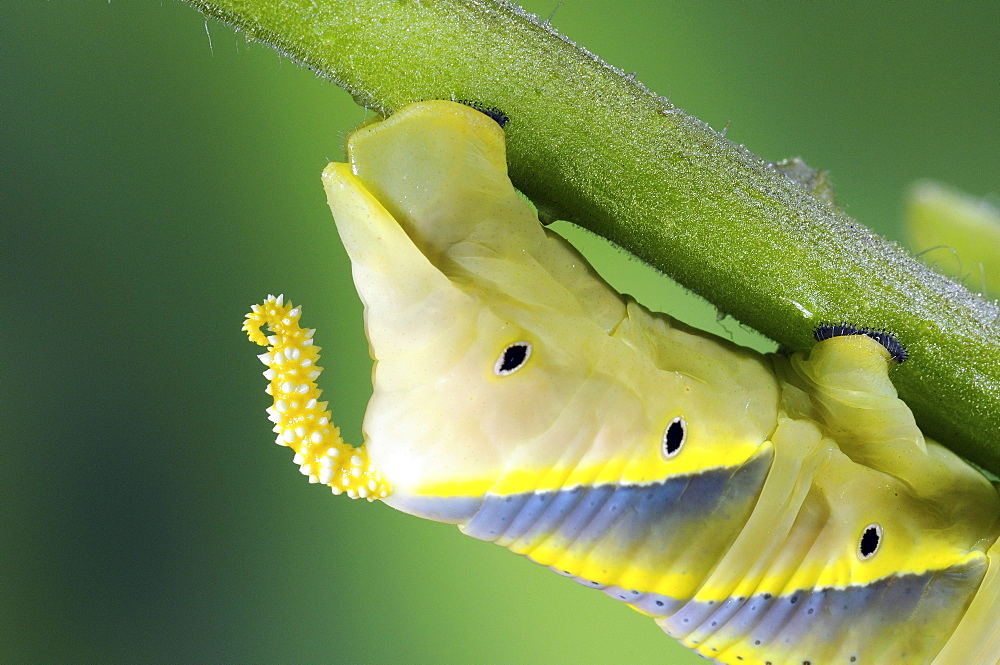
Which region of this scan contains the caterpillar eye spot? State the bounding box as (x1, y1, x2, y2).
(661, 416, 686, 459)
(494, 342, 531, 376)
(859, 523, 882, 560)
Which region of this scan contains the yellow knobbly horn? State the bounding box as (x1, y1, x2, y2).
(242, 295, 390, 501)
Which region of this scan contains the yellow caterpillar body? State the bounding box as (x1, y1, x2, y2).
(244, 101, 1000, 664)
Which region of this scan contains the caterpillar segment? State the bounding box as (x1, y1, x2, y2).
(246, 101, 1000, 664)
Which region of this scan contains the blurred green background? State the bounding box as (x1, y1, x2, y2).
(4, 2, 997, 663)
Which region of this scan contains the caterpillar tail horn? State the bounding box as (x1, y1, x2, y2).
(242, 295, 390, 501)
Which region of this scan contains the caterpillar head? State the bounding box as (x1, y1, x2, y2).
(322, 101, 628, 519)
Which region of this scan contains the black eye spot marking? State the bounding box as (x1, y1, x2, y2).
(859, 523, 882, 560)
(662, 416, 686, 459)
(494, 342, 531, 375)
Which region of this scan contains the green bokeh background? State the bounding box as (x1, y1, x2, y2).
(4, 2, 997, 663)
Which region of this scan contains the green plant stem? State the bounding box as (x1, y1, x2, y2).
(184, 0, 1000, 472)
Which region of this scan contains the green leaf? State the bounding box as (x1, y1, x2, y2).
(907, 181, 1000, 299)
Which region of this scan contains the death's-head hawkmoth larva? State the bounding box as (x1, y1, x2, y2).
(244, 101, 1000, 664)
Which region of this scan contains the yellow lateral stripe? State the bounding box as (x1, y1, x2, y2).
(417, 447, 764, 497)
(521, 537, 986, 603)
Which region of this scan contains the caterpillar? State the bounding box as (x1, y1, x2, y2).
(243, 101, 1000, 664)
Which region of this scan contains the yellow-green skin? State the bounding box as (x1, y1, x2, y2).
(252, 101, 1000, 664)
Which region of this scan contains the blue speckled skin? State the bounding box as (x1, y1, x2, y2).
(431, 464, 988, 664)
(462, 452, 770, 550)
(660, 564, 983, 663)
